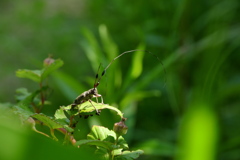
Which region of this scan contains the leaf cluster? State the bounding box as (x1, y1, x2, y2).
(7, 57, 143, 160)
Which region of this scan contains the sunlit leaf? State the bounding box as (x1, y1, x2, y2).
(54, 106, 70, 125)
(54, 107, 68, 119)
(75, 125, 129, 153)
(87, 125, 116, 141)
(178, 105, 218, 160)
(63, 101, 124, 118)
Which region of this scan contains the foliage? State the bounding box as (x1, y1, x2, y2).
(2, 57, 142, 160)
(1, 0, 240, 160)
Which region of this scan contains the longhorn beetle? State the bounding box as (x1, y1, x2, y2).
(71, 50, 166, 115)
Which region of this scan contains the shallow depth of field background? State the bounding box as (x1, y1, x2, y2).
(1, 0, 240, 160)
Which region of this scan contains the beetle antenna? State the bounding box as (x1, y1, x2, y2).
(101, 50, 167, 86)
(94, 63, 102, 88)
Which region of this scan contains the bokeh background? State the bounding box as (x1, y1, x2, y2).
(1, 0, 240, 160)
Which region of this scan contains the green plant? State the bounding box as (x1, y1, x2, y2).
(1, 0, 240, 159)
(6, 56, 143, 160)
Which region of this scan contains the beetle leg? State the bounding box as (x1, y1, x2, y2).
(88, 100, 100, 115)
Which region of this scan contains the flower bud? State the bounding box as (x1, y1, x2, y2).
(43, 55, 55, 66)
(113, 118, 128, 136)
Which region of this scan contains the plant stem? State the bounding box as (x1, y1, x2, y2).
(115, 136, 119, 145)
(50, 129, 58, 141)
(39, 82, 45, 112)
(69, 115, 75, 128)
(28, 117, 50, 138)
(34, 120, 76, 145)
(57, 128, 76, 145)
(108, 150, 114, 160)
(31, 102, 38, 113)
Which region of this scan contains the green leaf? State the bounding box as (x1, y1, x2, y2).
(15, 88, 42, 114)
(99, 24, 118, 60)
(113, 149, 123, 156)
(41, 59, 64, 81)
(31, 113, 73, 132)
(98, 24, 122, 88)
(32, 113, 62, 129)
(13, 88, 39, 121)
(15, 88, 31, 102)
(80, 27, 104, 71)
(87, 125, 116, 141)
(75, 139, 114, 151)
(117, 136, 129, 150)
(54, 106, 68, 119)
(76, 126, 129, 152)
(64, 101, 124, 118)
(16, 69, 41, 83)
(12, 105, 34, 121)
(15, 88, 39, 107)
(114, 150, 144, 160)
(54, 106, 70, 125)
(16, 59, 63, 83)
(130, 44, 145, 79)
(120, 45, 147, 94)
(95, 147, 110, 160)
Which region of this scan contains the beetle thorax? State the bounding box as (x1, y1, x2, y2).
(90, 88, 98, 96)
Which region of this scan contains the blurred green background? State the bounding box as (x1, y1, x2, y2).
(1, 0, 240, 160)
